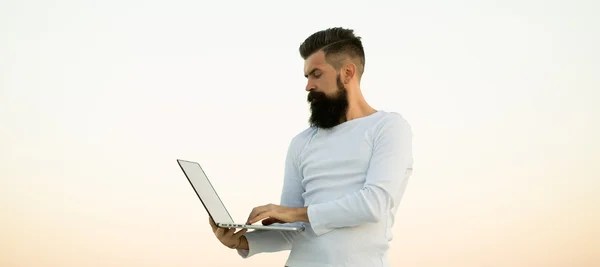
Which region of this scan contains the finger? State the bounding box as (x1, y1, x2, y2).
(224, 228, 236, 237)
(246, 205, 267, 224)
(224, 226, 236, 234)
(248, 204, 277, 223)
(262, 218, 283, 226)
(215, 227, 225, 237)
(233, 228, 248, 238)
(262, 218, 274, 225)
(248, 210, 272, 225)
(248, 204, 276, 224)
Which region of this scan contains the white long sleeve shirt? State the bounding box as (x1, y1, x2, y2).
(237, 110, 414, 267)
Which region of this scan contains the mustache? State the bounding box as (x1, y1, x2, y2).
(307, 91, 327, 102)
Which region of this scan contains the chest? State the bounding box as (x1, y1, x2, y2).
(298, 129, 375, 199)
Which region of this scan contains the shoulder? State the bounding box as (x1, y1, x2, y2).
(286, 126, 317, 154)
(373, 111, 412, 135)
(367, 111, 412, 147)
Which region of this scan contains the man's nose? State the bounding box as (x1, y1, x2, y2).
(305, 83, 314, 92)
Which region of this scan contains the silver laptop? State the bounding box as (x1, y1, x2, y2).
(177, 159, 304, 232)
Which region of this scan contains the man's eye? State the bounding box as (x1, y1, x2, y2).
(313, 73, 321, 78)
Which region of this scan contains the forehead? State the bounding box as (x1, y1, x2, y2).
(304, 50, 327, 75)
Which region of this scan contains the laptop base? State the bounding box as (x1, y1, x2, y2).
(217, 222, 304, 231)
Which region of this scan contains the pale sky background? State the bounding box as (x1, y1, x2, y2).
(1, 0, 599, 266)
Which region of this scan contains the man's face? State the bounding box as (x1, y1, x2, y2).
(303, 51, 349, 129)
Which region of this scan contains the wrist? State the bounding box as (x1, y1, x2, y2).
(233, 236, 249, 250)
(295, 207, 309, 223)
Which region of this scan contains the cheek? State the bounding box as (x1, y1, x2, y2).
(319, 80, 336, 93)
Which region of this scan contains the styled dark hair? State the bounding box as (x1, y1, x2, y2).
(299, 27, 366, 77)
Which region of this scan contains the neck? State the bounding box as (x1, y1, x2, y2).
(345, 85, 377, 121)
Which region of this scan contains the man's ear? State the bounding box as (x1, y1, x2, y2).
(342, 63, 356, 84)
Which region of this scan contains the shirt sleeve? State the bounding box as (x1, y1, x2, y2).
(307, 113, 413, 236)
(237, 134, 306, 258)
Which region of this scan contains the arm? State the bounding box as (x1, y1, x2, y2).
(237, 136, 306, 258)
(307, 114, 413, 236)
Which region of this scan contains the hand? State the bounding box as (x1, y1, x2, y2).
(246, 203, 308, 225)
(209, 217, 248, 249)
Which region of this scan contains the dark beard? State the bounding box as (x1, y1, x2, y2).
(307, 75, 349, 129)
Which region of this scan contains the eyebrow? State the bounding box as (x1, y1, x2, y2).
(304, 68, 321, 78)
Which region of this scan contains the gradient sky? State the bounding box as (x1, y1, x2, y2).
(1, 0, 599, 266)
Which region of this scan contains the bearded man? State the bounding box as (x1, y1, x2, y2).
(209, 27, 414, 267)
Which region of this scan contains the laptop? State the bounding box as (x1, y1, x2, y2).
(177, 159, 304, 232)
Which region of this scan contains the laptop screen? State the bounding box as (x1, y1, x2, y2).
(177, 160, 234, 224)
